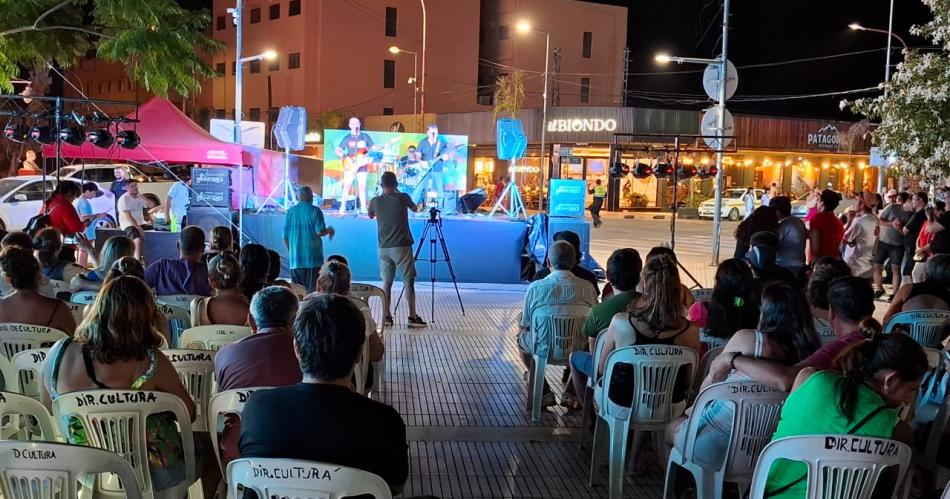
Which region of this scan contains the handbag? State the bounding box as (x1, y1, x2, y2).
(911, 355, 949, 429)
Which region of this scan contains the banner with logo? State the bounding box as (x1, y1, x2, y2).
(548, 179, 587, 218)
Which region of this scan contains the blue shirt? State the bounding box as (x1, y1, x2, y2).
(283, 202, 327, 269)
(166, 181, 189, 219)
(74, 198, 97, 240)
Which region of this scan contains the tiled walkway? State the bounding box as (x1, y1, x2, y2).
(370, 283, 666, 498)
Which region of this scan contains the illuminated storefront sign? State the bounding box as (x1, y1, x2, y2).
(546, 118, 618, 133)
(807, 124, 840, 151)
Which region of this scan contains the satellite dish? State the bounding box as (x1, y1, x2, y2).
(701, 107, 735, 149)
(703, 60, 738, 101)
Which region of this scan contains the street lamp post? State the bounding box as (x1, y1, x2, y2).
(516, 21, 550, 212)
(389, 46, 419, 131)
(419, 0, 426, 121)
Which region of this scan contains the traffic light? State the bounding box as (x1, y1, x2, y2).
(632, 161, 653, 179)
(654, 162, 674, 178)
(677, 165, 698, 180)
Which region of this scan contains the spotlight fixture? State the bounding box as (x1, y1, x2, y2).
(3, 122, 26, 141)
(29, 125, 54, 144)
(697, 165, 718, 179)
(676, 165, 698, 180)
(116, 130, 140, 149)
(58, 126, 85, 146)
(86, 128, 114, 148)
(654, 161, 674, 178)
(632, 161, 653, 179)
(609, 161, 626, 177)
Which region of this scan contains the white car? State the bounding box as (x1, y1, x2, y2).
(698, 188, 765, 221)
(55, 163, 176, 204)
(0, 176, 116, 232)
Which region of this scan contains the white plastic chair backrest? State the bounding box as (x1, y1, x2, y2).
(155, 294, 202, 309)
(69, 291, 97, 304)
(0, 441, 144, 499)
(691, 288, 713, 303)
(0, 324, 68, 361)
(11, 349, 49, 401)
(530, 304, 590, 363)
(52, 389, 196, 498)
(155, 303, 190, 323)
(64, 302, 85, 325)
(587, 328, 609, 387)
(884, 309, 950, 348)
(350, 283, 387, 333)
(164, 349, 215, 432)
(0, 391, 57, 440)
(179, 325, 251, 351)
(942, 478, 950, 499)
(48, 279, 71, 299)
(749, 435, 911, 499)
(696, 346, 725, 387)
(815, 317, 837, 345)
(683, 380, 787, 481)
(699, 328, 728, 350)
(922, 391, 950, 464)
(227, 457, 393, 499)
(923, 348, 944, 370)
(208, 387, 275, 476)
(0, 353, 15, 393)
(597, 344, 698, 424)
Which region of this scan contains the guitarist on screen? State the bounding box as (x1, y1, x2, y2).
(335, 117, 374, 215)
(412, 123, 454, 208)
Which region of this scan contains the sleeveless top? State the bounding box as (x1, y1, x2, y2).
(907, 282, 950, 307)
(617, 312, 691, 348)
(47, 337, 158, 399)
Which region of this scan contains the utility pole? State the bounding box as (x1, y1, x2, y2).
(552, 47, 561, 107)
(621, 47, 630, 106)
(711, 0, 730, 266)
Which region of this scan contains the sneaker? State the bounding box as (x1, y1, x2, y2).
(874, 288, 886, 299)
(384, 315, 394, 327)
(407, 316, 428, 329)
(541, 391, 557, 408)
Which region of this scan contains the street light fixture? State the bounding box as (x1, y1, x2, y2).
(516, 18, 551, 212)
(239, 49, 277, 64)
(388, 46, 420, 131)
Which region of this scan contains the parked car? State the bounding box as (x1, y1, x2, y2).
(698, 188, 765, 220)
(0, 176, 116, 232)
(790, 191, 849, 218)
(54, 163, 176, 204)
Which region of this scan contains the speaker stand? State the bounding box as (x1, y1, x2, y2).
(255, 147, 297, 213)
(488, 160, 528, 220)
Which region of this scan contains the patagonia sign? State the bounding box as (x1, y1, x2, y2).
(807, 124, 840, 151)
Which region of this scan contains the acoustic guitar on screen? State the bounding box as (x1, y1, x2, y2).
(342, 137, 402, 176)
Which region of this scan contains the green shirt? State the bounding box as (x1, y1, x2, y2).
(765, 371, 896, 498)
(582, 290, 639, 338)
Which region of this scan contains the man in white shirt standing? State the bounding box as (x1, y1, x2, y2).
(164, 174, 190, 233)
(117, 179, 151, 260)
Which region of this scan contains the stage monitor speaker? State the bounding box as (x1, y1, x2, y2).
(457, 188, 487, 213)
(496, 118, 527, 160)
(187, 207, 236, 236)
(274, 106, 307, 151)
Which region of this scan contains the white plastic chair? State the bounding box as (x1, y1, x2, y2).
(208, 387, 275, 481)
(915, 392, 950, 493)
(155, 303, 192, 347)
(155, 294, 203, 309)
(942, 480, 950, 499)
(526, 304, 590, 422)
(65, 301, 86, 325)
(227, 457, 393, 499)
(690, 288, 713, 303)
(0, 390, 58, 441)
(11, 348, 49, 401)
(924, 347, 945, 370)
(579, 328, 609, 447)
(884, 309, 950, 349)
(815, 317, 836, 345)
(0, 352, 16, 392)
(52, 389, 197, 499)
(698, 328, 729, 351)
(0, 441, 144, 499)
(179, 325, 252, 351)
(48, 278, 72, 301)
(164, 349, 215, 432)
(0, 323, 68, 360)
(664, 380, 787, 499)
(70, 290, 98, 304)
(589, 344, 698, 499)
(749, 435, 912, 499)
(350, 284, 388, 390)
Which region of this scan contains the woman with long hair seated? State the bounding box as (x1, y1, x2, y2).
(762, 330, 927, 498)
(883, 254, 950, 327)
(33, 228, 86, 283)
(307, 260, 384, 366)
(0, 246, 75, 335)
(687, 258, 760, 350)
(239, 243, 270, 302)
(40, 275, 195, 491)
(666, 282, 822, 469)
(70, 235, 134, 291)
(202, 225, 237, 265)
(192, 254, 249, 327)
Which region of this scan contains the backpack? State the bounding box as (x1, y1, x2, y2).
(24, 212, 50, 238)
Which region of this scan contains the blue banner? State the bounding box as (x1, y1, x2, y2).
(548, 179, 587, 218)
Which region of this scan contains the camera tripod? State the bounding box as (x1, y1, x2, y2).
(396, 207, 465, 322)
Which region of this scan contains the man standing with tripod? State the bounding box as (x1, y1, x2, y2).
(368, 172, 427, 329)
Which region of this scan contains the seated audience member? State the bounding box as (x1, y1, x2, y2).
(202, 225, 237, 265)
(327, 254, 349, 265)
(265, 249, 289, 287)
(763, 332, 927, 498)
(40, 275, 196, 491)
(0, 231, 55, 297)
(0, 246, 75, 334)
(884, 254, 950, 327)
(240, 295, 409, 495)
(568, 248, 642, 404)
(71, 235, 134, 291)
(104, 256, 146, 281)
(239, 243, 270, 302)
(191, 255, 249, 327)
(533, 231, 599, 294)
(805, 257, 853, 335)
(687, 258, 760, 349)
(734, 205, 779, 259)
(145, 226, 212, 296)
(518, 241, 597, 407)
(667, 282, 821, 468)
(639, 246, 696, 311)
(715, 276, 879, 391)
(33, 228, 85, 283)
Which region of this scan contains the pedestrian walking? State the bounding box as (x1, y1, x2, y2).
(588, 179, 606, 228)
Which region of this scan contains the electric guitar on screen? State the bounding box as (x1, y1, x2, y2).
(411, 142, 465, 178)
(342, 137, 402, 176)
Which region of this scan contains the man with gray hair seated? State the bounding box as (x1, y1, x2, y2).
(517, 240, 597, 408)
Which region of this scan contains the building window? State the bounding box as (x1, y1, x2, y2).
(289, 0, 301, 16)
(582, 31, 592, 58)
(250, 8, 261, 24)
(216, 15, 225, 30)
(580, 77, 590, 103)
(231, 61, 236, 75)
(249, 59, 261, 73)
(383, 59, 395, 88)
(383, 107, 394, 116)
(268, 58, 279, 71)
(385, 7, 397, 37)
(215, 109, 225, 119)
(268, 107, 280, 121)
(288, 52, 301, 69)
(215, 62, 225, 76)
(269, 4, 280, 20)
(249, 108, 261, 121)
(498, 24, 509, 40)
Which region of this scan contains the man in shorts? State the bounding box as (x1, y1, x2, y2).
(117, 179, 152, 260)
(368, 171, 426, 328)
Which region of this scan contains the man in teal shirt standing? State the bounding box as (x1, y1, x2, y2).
(283, 186, 334, 293)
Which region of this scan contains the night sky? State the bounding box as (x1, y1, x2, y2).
(590, 0, 933, 120)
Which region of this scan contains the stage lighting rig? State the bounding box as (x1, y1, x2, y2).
(29, 125, 54, 144)
(3, 122, 26, 141)
(677, 165, 698, 180)
(697, 165, 718, 179)
(654, 161, 674, 178)
(632, 161, 653, 179)
(58, 126, 85, 146)
(85, 128, 114, 148)
(116, 129, 140, 149)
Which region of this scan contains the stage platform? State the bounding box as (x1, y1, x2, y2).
(243, 212, 530, 284)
